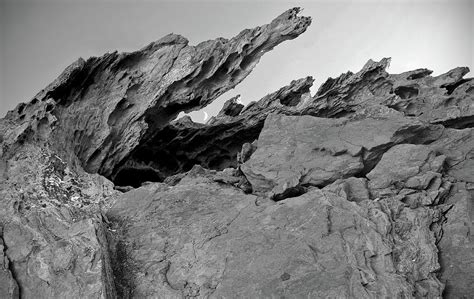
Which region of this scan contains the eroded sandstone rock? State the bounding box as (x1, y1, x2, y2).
(113, 76, 315, 186)
(427, 128, 474, 297)
(0, 233, 19, 299)
(118, 57, 472, 189)
(107, 168, 448, 297)
(0, 143, 117, 298)
(1, 8, 311, 186)
(105, 141, 472, 297)
(0, 9, 311, 297)
(241, 113, 443, 199)
(2, 212, 115, 298)
(1, 6, 473, 299)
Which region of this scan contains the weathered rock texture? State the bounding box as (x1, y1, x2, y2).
(6, 7, 310, 185)
(120, 58, 473, 188)
(1, 6, 474, 299)
(108, 170, 437, 298)
(241, 113, 444, 199)
(0, 142, 117, 297)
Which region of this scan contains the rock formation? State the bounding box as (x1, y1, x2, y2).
(1, 7, 473, 298)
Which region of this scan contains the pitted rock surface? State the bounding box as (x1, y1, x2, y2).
(1, 6, 473, 299)
(1, 8, 310, 182)
(122, 58, 472, 188)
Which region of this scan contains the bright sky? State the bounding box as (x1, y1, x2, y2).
(1, 0, 473, 121)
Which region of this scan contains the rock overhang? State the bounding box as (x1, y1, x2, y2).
(19, 8, 311, 185)
(1, 7, 474, 298)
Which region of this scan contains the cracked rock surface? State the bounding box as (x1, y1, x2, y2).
(0, 143, 117, 298)
(1, 6, 474, 299)
(107, 168, 442, 298)
(241, 112, 444, 199)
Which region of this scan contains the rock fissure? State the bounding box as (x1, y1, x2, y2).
(0, 234, 21, 298)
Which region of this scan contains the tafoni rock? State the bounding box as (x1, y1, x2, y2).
(1, 7, 473, 298)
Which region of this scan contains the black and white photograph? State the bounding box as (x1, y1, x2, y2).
(0, 0, 473, 298)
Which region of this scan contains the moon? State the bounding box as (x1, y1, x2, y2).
(236, 95, 243, 105)
(203, 111, 209, 121)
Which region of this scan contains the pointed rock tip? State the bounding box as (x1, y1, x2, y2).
(273, 7, 306, 23)
(362, 57, 391, 70)
(269, 7, 312, 37)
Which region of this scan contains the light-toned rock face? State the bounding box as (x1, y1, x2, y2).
(0, 143, 117, 298)
(239, 112, 473, 298)
(107, 171, 442, 298)
(1, 6, 474, 299)
(241, 113, 444, 199)
(2, 214, 112, 298)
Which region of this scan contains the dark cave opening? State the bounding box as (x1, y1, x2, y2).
(110, 119, 266, 188)
(441, 78, 472, 95)
(113, 167, 163, 188)
(393, 85, 419, 99)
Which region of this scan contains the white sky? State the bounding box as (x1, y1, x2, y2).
(1, 0, 473, 122)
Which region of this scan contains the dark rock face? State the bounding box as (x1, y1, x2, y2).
(116, 57, 472, 189)
(2, 7, 310, 185)
(1, 6, 474, 299)
(113, 76, 315, 187)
